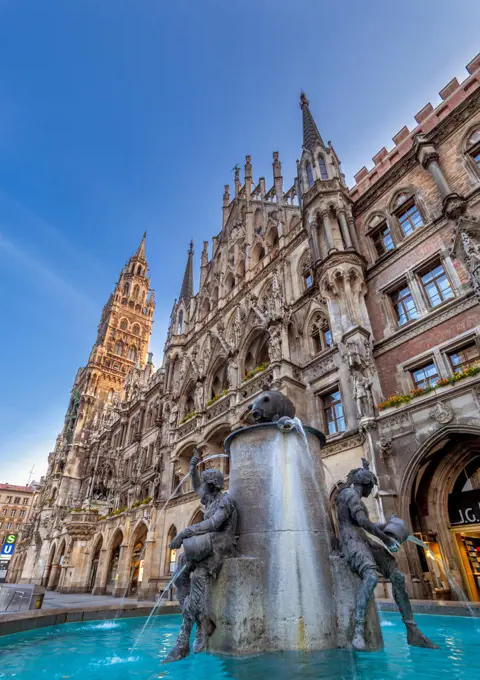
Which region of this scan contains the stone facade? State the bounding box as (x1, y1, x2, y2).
(15, 53, 480, 603)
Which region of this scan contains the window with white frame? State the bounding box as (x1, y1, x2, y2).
(393, 193, 424, 237)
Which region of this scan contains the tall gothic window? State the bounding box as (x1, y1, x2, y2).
(128, 346, 137, 362)
(114, 340, 124, 356)
(317, 154, 328, 180)
(309, 313, 332, 354)
(306, 162, 314, 188)
(177, 310, 183, 335)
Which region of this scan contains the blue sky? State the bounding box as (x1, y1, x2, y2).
(1, 0, 479, 484)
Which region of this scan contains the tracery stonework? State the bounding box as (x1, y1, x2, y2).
(14, 66, 480, 606)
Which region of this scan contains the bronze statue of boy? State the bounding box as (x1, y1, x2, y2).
(165, 450, 237, 663)
(336, 458, 438, 651)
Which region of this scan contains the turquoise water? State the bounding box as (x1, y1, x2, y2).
(0, 613, 478, 679)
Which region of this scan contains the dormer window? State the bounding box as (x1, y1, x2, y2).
(306, 162, 314, 188)
(317, 154, 328, 180)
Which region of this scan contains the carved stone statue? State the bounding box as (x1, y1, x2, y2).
(335, 459, 438, 651)
(461, 231, 480, 296)
(267, 325, 282, 362)
(353, 374, 375, 418)
(227, 356, 238, 389)
(165, 451, 237, 663)
(194, 381, 204, 412)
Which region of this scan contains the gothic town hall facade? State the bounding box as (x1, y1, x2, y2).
(11, 53, 480, 603)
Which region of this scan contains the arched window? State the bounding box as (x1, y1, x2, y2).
(123, 281, 130, 296)
(466, 128, 480, 171)
(225, 273, 235, 292)
(201, 298, 211, 319)
(114, 340, 124, 356)
(392, 192, 424, 237)
(177, 310, 184, 334)
(137, 265, 142, 276)
(133, 284, 140, 300)
(317, 154, 328, 180)
(107, 389, 114, 403)
(120, 319, 128, 331)
(128, 346, 137, 362)
(132, 324, 140, 336)
(252, 242, 266, 265)
(306, 162, 314, 188)
(309, 313, 332, 354)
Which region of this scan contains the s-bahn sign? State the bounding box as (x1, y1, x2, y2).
(0, 534, 17, 561)
(448, 490, 480, 526)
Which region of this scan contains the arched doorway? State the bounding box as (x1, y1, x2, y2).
(407, 430, 480, 601)
(50, 540, 66, 591)
(128, 524, 148, 597)
(165, 525, 177, 575)
(43, 543, 56, 587)
(106, 530, 123, 595)
(87, 537, 103, 593)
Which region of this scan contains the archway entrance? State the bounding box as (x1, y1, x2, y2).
(128, 524, 148, 596)
(88, 537, 103, 593)
(42, 543, 56, 587)
(106, 531, 123, 595)
(409, 432, 480, 601)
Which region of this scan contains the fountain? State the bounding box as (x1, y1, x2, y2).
(6, 391, 480, 679)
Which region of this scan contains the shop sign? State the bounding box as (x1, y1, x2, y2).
(0, 534, 17, 561)
(138, 559, 145, 582)
(448, 489, 480, 526)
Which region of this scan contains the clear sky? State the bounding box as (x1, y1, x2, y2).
(1, 0, 479, 485)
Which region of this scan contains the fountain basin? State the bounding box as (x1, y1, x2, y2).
(0, 612, 477, 678)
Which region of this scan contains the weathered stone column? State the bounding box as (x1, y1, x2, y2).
(321, 210, 335, 253)
(338, 209, 353, 249)
(415, 134, 452, 200)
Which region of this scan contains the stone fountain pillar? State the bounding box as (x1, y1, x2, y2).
(207, 422, 382, 654)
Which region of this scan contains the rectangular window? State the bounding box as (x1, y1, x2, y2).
(1, 509, 7, 516)
(14, 497, 20, 505)
(411, 362, 439, 389)
(372, 223, 395, 256)
(397, 201, 424, 237)
(6, 523, 12, 530)
(324, 329, 333, 348)
(23, 498, 29, 505)
(419, 263, 454, 308)
(0, 523, 2, 529)
(10, 509, 16, 517)
(19, 510, 25, 518)
(303, 272, 313, 289)
(6, 496, 12, 504)
(472, 149, 480, 168)
(322, 389, 345, 435)
(447, 343, 480, 373)
(390, 285, 418, 326)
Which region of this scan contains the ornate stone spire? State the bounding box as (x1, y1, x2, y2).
(300, 92, 324, 151)
(135, 231, 147, 261)
(179, 240, 194, 303)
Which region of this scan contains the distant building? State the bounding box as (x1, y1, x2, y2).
(0, 483, 34, 571)
(15, 53, 480, 602)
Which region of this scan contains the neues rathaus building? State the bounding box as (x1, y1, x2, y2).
(10, 53, 480, 603)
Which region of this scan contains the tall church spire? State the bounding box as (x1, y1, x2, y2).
(135, 231, 147, 261)
(179, 241, 194, 303)
(300, 92, 324, 151)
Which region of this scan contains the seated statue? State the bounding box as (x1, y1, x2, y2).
(164, 450, 237, 663)
(335, 458, 438, 651)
